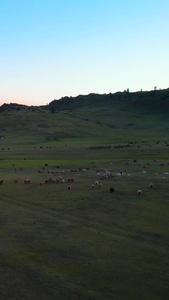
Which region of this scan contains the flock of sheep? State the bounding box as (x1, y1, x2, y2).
(0, 162, 158, 196)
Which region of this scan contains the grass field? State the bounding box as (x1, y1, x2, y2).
(0, 95, 169, 299)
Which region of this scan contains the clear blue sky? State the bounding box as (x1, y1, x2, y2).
(0, 0, 169, 106)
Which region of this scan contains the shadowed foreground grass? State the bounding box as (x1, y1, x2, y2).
(0, 140, 169, 299)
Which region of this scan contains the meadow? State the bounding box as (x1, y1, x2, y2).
(0, 92, 169, 299)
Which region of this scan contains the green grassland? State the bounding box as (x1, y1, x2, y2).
(0, 90, 169, 299)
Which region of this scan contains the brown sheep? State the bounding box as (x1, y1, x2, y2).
(24, 179, 32, 184)
(68, 178, 74, 182)
(14, 178, 19, 183)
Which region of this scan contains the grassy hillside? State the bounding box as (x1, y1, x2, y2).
(46, 88, 169, 115)
(0, 88, 169, 145)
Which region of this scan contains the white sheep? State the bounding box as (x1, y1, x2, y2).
(137, 189, 143, 195)
(91, 184, 95, 190)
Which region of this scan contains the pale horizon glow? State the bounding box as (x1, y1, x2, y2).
(0, 0, 169, 106)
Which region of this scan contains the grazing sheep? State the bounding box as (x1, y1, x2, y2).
(105, 171, 114, 178)
(91, 184, 95, 190)
(40, 180, 44, 185)
(0, 179, 3, 184)
(99, 183, 103, 188)
(149, 183, 154, 189)
(51, 178, 57, 183)
(61, 170, 66, 174)
(14, 178, 19, 183)
(24, 179, 32, 184)
(67, 185, 71, 190)
(110, 187, 115, 193)
(102, 174, 109, 179)
(68, 178, 74, 182)
(137, 189, 143, 195)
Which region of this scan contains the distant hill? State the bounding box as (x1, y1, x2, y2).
(0, 88, 169, 145)
(1, 88, 169, 114)
(44, 88, 169, 114)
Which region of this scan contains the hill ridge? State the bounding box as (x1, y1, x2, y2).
(1, 88, 169, 113)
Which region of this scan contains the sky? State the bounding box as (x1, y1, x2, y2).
(0, 0, 169, 106)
